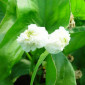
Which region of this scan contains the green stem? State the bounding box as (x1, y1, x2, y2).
(25, 52, 32, 61)
(30, 50, 49, 85)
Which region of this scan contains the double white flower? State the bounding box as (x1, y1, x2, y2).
(45, 27, 70, 54)
(17, 24, 48, 52)
(17, 24, 70, 54)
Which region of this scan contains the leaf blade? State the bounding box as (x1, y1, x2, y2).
(30, 51, 49, 85)
(46, 52, 76, 85)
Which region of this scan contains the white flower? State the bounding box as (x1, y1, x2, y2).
(17, 24, 48, 52)
(45, 26, 70, 54)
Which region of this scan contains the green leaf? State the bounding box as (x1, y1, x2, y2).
(64, 27, 85, 54)
(70, 0, 85, 20)
(0, 7, 4, 22)
(80, 69, 85, 85)
(46, 52, 76, 85)
(71, 46, 85, 68)
(46, 55, 56, 85)
(69, 26, 85, 33)
(35, 0, 70, 33)
(0, 0, 16, 43)
(0, 0, 37, 80)
(30, 50, 49, 85)
(0, 78, 13, 85)
(0, 0, 8, 13)
(0, 40, 24, 80)
(0, 0, 7, 22)
(0, 0, 18, 80)
(75, 19, 85, 26)
(10, 59, 31, 81)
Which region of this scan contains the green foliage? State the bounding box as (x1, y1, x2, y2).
(71, 0, 85, 20)
(46, 52, 76, 85)
(46, 55, 56, 85)
(0, 0, 7, 13)
(0, 0, 37, 80)
(10, 59, 31, 81)
(0, 0, 85, 85)
(0, 7, 4, 22)
(30, 50, 49, 85)
(80, 69, 85, 85)
(0, 78, 13, 85)
(35, 0, 70, 33)
(64, 27, 85, 54)
(71, 46, 85, 68)
(70, 46, 85, 85)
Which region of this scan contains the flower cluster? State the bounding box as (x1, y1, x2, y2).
(17, 24, 70, 54)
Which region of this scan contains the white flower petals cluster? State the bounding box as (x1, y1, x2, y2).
(17, 24, 70, 54)
(45, 26, 70, 54)
(17, 24, 48, 52)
